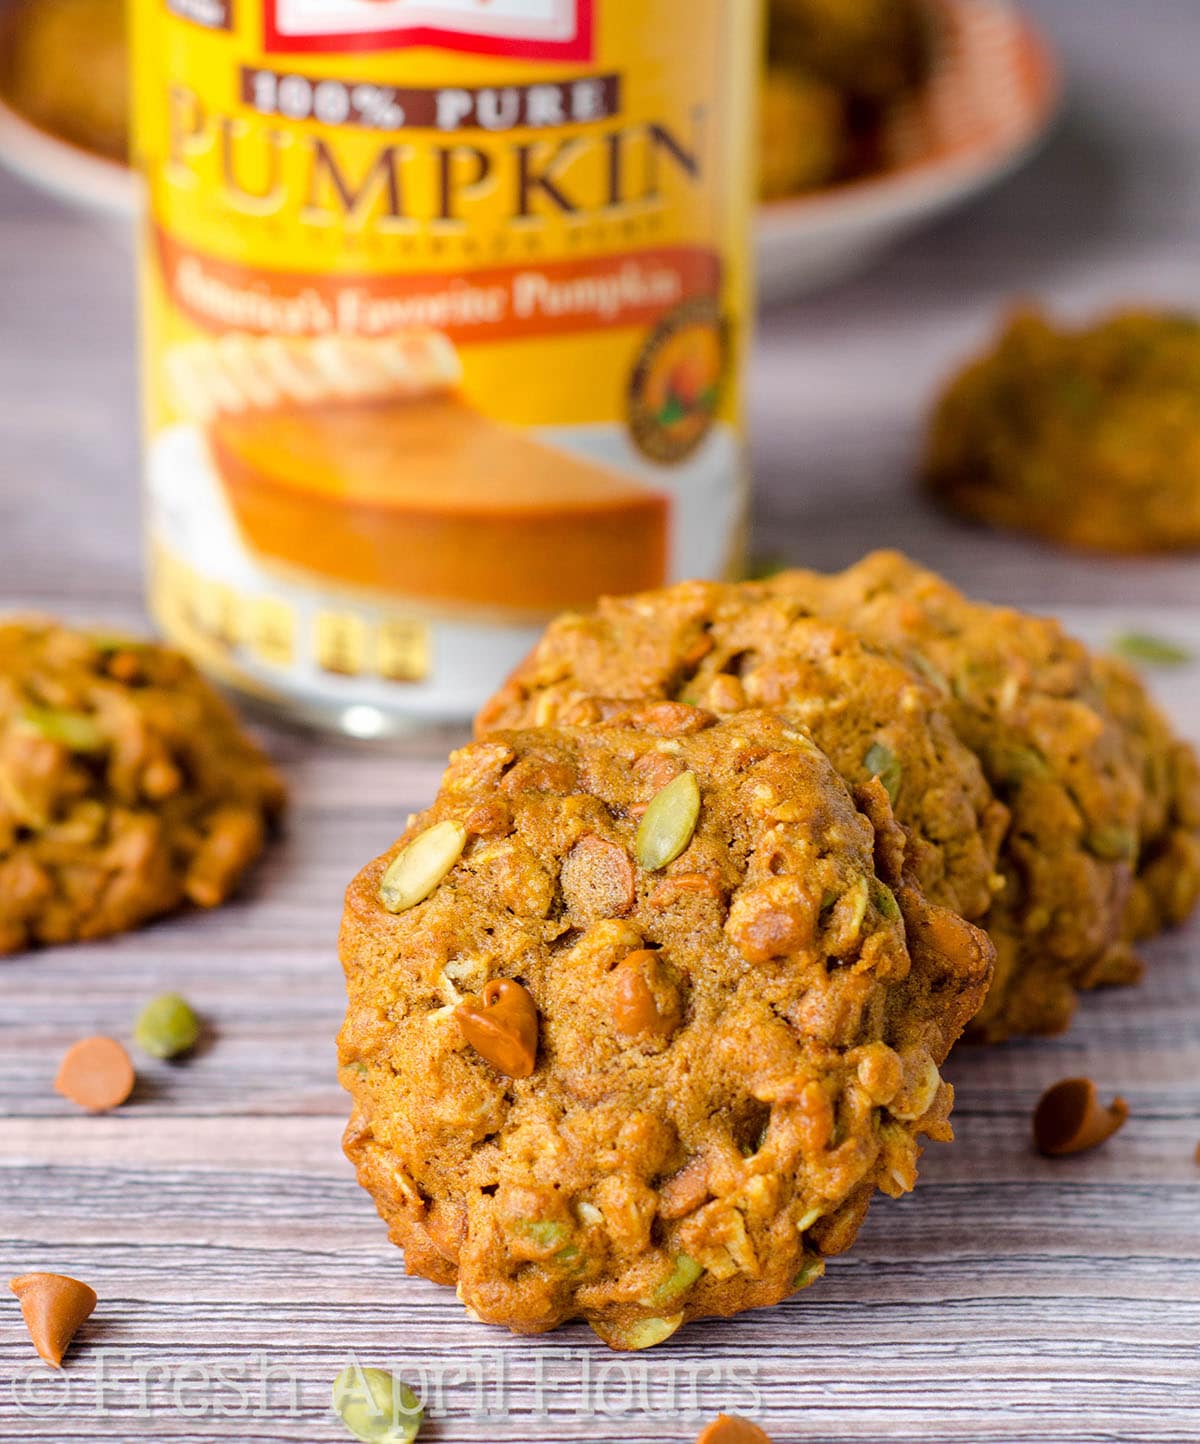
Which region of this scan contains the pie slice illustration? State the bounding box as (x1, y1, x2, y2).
(166, 331, 669, 618)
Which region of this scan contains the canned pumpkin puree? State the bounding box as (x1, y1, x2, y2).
(132, 0, 761, 730)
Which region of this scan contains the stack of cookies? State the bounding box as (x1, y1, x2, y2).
(338, 551, 1200, 1348)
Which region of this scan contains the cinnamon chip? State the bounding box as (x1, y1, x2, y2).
(10, 1273, 97, 1367)
(1033, 1077, 1128, 1156)
(695, 1416, 774, 1444)
(54, 1036, 135, 1113)
(455, 978, 539, 1078)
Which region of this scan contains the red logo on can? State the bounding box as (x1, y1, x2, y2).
(263, 0, 595, 59)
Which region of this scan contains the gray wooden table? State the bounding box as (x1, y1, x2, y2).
(2, 3, 1199, 1440)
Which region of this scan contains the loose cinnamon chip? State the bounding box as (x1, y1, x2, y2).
(695, 1416, 774, 1444)
(1033, 1077, 1128, 1156)
(10, 1273, 97, 1367)
(54, 1037, 135, 1113)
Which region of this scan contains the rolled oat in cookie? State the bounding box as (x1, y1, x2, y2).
(338, 709, 993, 1347)
(0, 619, 285, 953)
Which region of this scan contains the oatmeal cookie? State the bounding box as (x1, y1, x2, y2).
(0, 620, 285, 953)
(1095, 656, 1200, 940)
(768, 0, 930, 104)
(0, 0, 127, 162)
(759, 66, 846, 201)
(764, 552, 1148, 1039)
(339, 709, 993, 1346)
(926, 308, 1200, 552)
(480, 586, 1007, 928)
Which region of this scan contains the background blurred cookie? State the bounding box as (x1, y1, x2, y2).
(761, 0, 932, 200)
(0, 0, 127, 162)
(926, 307, 1200, 552)
(0, 620, 284, 953)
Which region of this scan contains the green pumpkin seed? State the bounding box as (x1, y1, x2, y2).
(635, 772, 700, 871)
(1085, 824, 1138, 863)
(516, 1219, 571, 1251)
(1110, 632, 1192, 668)
(908, 652, 950, 693)
(994, 744, 1049, 784)
(590, 1312, 683, 1351)
(16, 707, 106, 753)
(793, 1255, 826, 1292)
(90, 631, 145, 653)
(332, 1365, 422, 1444)
(870, 879, 901, 923)
(744, 555, 788, 580)
(863, 742, 902, 805)
(641, 1253, 702, 1308)
(379, 820, 466, 912)
(134, 993, 201, 1059)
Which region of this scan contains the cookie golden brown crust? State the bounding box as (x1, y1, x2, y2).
(926, 308, 1200, 553)
(0, 620, 285, 953)
(339, 710, 993, 1347)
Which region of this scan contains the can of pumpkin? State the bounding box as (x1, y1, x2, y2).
(132, 0, 761, 731)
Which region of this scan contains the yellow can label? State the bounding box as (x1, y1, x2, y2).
(133, 0, 760, 722)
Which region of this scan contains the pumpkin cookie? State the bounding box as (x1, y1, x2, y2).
(763, 552, 1151, 1040)
(926, 308, 1200, 552)
(768, 0, 930, 104)
(480, 589, 1007, 929)
(339, 709, 993, 1346)
(0, 620, 285, 953)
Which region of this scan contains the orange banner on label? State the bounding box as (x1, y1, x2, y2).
(154, 228, 722, 344)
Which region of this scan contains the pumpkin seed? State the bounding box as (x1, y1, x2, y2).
(590, 1312, 684, 1351)
(863, 742, 902, 804)
(792, 1255, 826, 1292)
(636, 772, 700, 871)
(641, 1253, 702, 1308)
(133, 993, 200, 1059)
(1111, 632, 1192, 668)
(908, 652, 950, 693)
(516, 1219, 571, 1251)
(994, 744, 1049, 783)
(889, 1054, 942, 1121)
(1085, 824, 1138, 863)
(332, 1365, 422, 1444)
(379, 820, 466, 912)
(16, 707, 106, 753)
(870, 879, 901, 923)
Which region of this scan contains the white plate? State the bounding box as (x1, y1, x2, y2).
(758, 0, 1061, 303)
(0, 0, 1058, 301)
